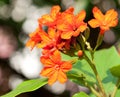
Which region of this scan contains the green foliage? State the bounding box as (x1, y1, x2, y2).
(1, 47, 120, 97)
(115, 89, 120, 97)
(0, 0, 9, 6)
(110, 65, 120, 78)
(69, 60, 96, 85)
(1, 78, 48, 97)
(67, 70, 86, 85)
(93, 47, 120, 93)
(110, 65, 120, 97)
(72, 92, 89, 97)
(62, 46, 120, 95)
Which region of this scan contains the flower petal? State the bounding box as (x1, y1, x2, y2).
(36, 42, 46, 48)
(61, 31, 73, 39)
(26, 40, 35, 49)
(88, 19, 100, 28)
(57, 13, 74, 30)
(73, 23, 87, 37)
(48, 71, 58, 85)
(63, 14, 74, 25)
(39, 14, 53, 25)
(57, 23, 71, 31)
(48, 28, 56, 39)
(40, 33, 51, 44)
(64, 7, 74, 14)
(75, 10, 86, 25)
(58, 70, 67, 83)
(105, 9, 118, 22)
(105, 9, 118, 27)
(92, 6, 104, 22)
(50, 5, 61, 19)
(50, 50, 61, 63)
(61, 61, 72, 72)
(40, 67, 54, 77)
(108, 19, 118, 27)
(40, 56, 54, 66)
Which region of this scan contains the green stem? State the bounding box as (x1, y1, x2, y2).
(94, 33, 104, 52)
(94, 44, 99, 52)
(89, 86, 101, 97)
(81, 34, 94, 60)
(77, 35, 106, 97)
(111, 79, 120, 97)
(83, 53, 106, 96)
(83, 77, 101, 97)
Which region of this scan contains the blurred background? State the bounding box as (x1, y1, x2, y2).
(0, 0, 120, 97)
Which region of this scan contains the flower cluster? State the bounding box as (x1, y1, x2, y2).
(26, 5, 118, 85)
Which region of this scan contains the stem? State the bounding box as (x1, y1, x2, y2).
(89, 86, 101, 97)
(94, 33, 104, 52)
(81, 34, 94, 60)
(83, 78, 101, 97)
(77, 35, 106, 96)
(94, 44, 99, 52)
(83, 53, 106, 96)
(111, 79, 120, 97)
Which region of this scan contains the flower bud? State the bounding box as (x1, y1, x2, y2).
(77, 50, 83, 57)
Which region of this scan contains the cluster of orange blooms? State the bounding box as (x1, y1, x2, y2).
(26, 5, 118, 85)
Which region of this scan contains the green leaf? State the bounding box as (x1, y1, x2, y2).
(87, 46, 120, 94)
(72, 92, 89, 97)
(70, 60, 96, 85)
(93, 47, 120, 93)
(115, 88, 120, 97)
(110, 65, 120, 78)
(1, 78, 48, 97)
(62, 51, 96, 85)
(62, 46, 120, 94)
(67, 70, 86, 85)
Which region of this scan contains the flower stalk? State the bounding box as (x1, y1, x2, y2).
(111, 79, 120, 97)
(83, 51, 106, 97)
(78, 34, 106, 97)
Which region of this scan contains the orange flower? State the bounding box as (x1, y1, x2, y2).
(37, 28, 65, 51)
(38, 5, 61, 28)
(40, 50, 72, 85)
(88, 6, 118, 34)
(57, 9, 87, 39)
(26, 26, 45, 50)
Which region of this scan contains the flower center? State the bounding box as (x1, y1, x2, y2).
(73, 25, 77, 31)
(102, 21, 107, 26)
(54, 64, 60, 70)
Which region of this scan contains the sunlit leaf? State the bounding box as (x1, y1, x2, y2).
(1, 78, 48, 97)
(62, 46, 120, 94)
(72, 92, 89, 97)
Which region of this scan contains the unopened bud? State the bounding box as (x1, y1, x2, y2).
(78, 50, 83, 57)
